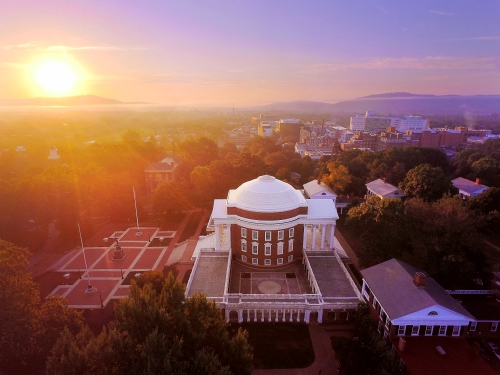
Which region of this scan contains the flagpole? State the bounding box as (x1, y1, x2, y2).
(133, 186, 142, 235)
(79, 223, 96, 294)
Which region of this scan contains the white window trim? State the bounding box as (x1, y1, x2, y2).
(425, 326, 432, 336)
(241, 255, 247, 262)
(491, 322, 498, 332)
(277, 258, 283, 264)
(289, 228, 294, 237)
(398, 325, 405, 336)
(452, 326, 460, 336)
(264, 259, 271, 265)
(277, 242, 283, 255)
(241, 240, 247, 252)
(241, 228, 247, 238)
(252, 258, 258, 265)
(278, 230, 284, 241)
(411, 326, 419, 336)
(252, 230, 258, 241)
(288, 239, 294, 252)
(288, 254, 293, 262)
(438, 326, 446, 336)
(470, 322, 477, 332)
(252, 242, 258, 255)
(265, 231, 271, 241)
(265, 243, 271, 256)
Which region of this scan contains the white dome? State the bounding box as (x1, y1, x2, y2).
(228, 175, 306, 212)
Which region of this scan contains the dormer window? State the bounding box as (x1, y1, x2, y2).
(428, 311, 438, 316)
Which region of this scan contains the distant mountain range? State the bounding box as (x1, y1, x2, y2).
(248, 94, 500, 115)
(0, 95, 148, 107)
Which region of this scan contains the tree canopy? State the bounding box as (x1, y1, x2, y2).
(47, 271, 253, 375)
(399, 164, 455, 202)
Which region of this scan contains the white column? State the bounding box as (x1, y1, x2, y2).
(225, 310, 229, 323)
(320, 224, 326, 250)
(238, 310, 243, 323)
(261, 309, 265, 322)
(329, 223, 335, 249)
(215, 224, 221, 251)
(226, 224, 231, 250)
(254, 309, 258, 322)
(318, 310, 323, 323)
(303, 224, 308, 249)
(311, 225, 317, 250)
(305, 310, 311, 323)
(346, 312, 350, 321)
(275, 309, 279, 322)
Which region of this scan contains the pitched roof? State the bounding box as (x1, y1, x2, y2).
(366, 179, 402, 197)
(303, 180, 337, 198)
(452, 177, 488, 195)
(361, 259, 474, 320)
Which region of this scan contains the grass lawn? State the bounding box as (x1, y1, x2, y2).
(230, 323, 315, 369)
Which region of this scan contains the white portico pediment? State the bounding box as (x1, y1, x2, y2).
(392, 304, 473, 326)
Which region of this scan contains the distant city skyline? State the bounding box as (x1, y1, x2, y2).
(1, 0, 499, 106)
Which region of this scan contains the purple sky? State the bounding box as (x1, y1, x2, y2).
(1, 0, 499, 105)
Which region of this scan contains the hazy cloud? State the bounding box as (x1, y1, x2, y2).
(428, 10, 453, 16)
(443, 36, 500, 41)
(46, 45, 129, 51)
(301, 56, 500, 74)
(3, 42, 37, 50)
(2, 62, 27, 69)
(378, 6, 388, 15)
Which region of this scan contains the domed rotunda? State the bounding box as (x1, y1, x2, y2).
(185, 175, 361, 324)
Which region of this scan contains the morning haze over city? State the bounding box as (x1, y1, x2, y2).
(1, 1, 500, 375)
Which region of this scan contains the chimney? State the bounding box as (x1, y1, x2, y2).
(398, 337, 406, 352)
(413, 272, 427, 287)
(476, 178, 481, 185)
(382, 178, 386, 183)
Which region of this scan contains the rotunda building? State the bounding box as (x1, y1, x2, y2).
(186, 175, 361, 324)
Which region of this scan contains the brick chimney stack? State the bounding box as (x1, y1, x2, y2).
(413, 272, 427, 287)
(476, 178, 481, 185)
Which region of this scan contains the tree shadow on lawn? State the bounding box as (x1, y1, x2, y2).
(230, 323, 315, 369)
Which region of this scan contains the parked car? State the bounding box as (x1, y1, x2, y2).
(482, 340, 500, 360)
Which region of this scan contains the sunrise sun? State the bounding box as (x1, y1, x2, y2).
(34, 61, 77, 96)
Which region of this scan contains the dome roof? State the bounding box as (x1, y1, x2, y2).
(228, 175, 306, 212)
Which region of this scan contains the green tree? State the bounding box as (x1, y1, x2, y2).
(322, 163, 352, 195)
(0, 240, 83, 375)
(47, 274, 253, 375)
(399, 164, 455, 202)
(472, 157, 500, 187)
(152, 180, 192, 217)
(346, 197, 409, 267)
(331, 303, 399, 375)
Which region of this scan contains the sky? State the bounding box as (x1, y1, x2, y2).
(1, 0, 499, 106)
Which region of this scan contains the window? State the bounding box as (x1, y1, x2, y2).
(438, 326, 446, 336)
(411, 326, 419, 336)
(289, 228, 294, 237)
(277, 242, 283, 255)
(428, 311, 438, 316)
(383, 330, 388, 339)
(241, 228, 247, 238)
(241, 240, 247, 252)
(425, 326, 432, 336)
(470, 322, 477, 332)
(265, 259, 271, 265)
(278, 230, 284, 241)
(491, 322, 498, 332)
(241, 255, 247, 262)
(277, 258, 283, 265)
(252, 243, 258, 254)
(265, 243, 271, 256)
(288, 239, 294, 252)
(252, 258, 258, 265)
(265, 231, 271, 241)
(288, 255, 293, 262)
(452, 326, 460, 336)
(398, 325, 405, 336)
(252, 230, 258, 240)
(377, 320, 382, 333)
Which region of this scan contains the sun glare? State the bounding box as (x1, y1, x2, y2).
(35, 61, 77, 96)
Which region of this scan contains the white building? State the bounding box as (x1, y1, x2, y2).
(350, 112, 428, 133)
(350, 114, 366, 131)
(185, 175, 361, 323)
(366, 178, 404, 199)
(452, 177, 489, 199)
(48, 146, 61, 160)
